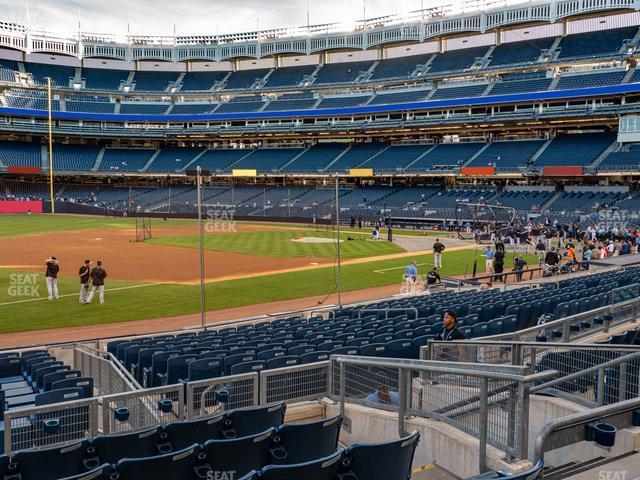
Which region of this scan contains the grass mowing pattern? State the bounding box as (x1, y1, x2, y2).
(0, 250, 537, 334)
(0, 214, 137, 239)
(149, 230, 405, 259)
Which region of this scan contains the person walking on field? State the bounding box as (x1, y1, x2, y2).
(403, 260, 418, 293)
(86, 261, 107, 305)
(432, 239, 445, 269)
(78, 259, 91, 304)
(45, 256, 60, 300)
(483, 246, 495, 274)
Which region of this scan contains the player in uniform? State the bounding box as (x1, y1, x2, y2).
(432, 239, 445, 269)
(86, 261, 108, 305)
(78, 260, 91, 304)
(45, 256, 60, 301)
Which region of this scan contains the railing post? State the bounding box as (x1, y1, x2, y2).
(339, 360, 351, 433)
(517, 381, 530, 460)
(597, 367, 606, 407)
(398, 368, 408, 437)
(479, 377, 489, 473)
(562, 319, 572, 342)
(618, 362, 627, 401)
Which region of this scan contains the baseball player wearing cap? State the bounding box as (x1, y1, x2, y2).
(86, 261, 108, 305)
(78, 260, 91, 304)
(45, 256, 60, 301)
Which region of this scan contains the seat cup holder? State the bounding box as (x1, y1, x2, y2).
(270, 446, 288, 464)
(585, 422, 617, 447)
(114, 407, 130, 422)
(158, 399, 173, 413)
(215, 389, 230, 404)
(535, 334, 548, 342)
(43, 418, 60, 435)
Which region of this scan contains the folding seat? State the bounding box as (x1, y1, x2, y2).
(266, 356, 300, 370)
(115, 444, 203, 480)
(106, 340, 127, 357)
(413, 325, 432, 337)
(355, 329, 376, 339)
(554, 302, 570, 320)
(132, 348, 164, 384)
(411, 335, 434, 359)
(59, 464, 113, 480)
(235, 347, 259, 356)
(316, 341, 343, 352)
(224, 352, 256, 375)
(161, 354, 198, 386)
(115, 342, 136, 362)
(200, 350, 228, 360)
(470, 322, 488, 339)
(222, 403, 286, 438)
(487, 318, 503, 336)
(257, 348, 288, 361)
(505, 305, 519, 319)
(272, 416, 341, 464)
(0, 351, 19, 360)
(11, 440, 89, 479)
(394, 329, 414, 340)
(43, 369, 82, 391)
(492, 301, 506, 317)
(258, 343, 285, 354)
(35, 386, 84, 406)
(459, 326, 472, 339)
(163, 413, 225, 451)
(372, 333, 394, 344)
(341, 430, 420, 480)
(299, 351, 330, 364)
(24, 355, 54, 378)
(0, 356, 24, 383)
(334, 333, 356, 344)
(147, 350, 181, 387)
(186, 358, 222, 382)
(345, 338, 370, 347)
(31, 360, 64, 383)
(255, 449, 344, 480)
(34, 364, 70, 390)
(287, 344, 316, 356)
(203, 428, 274, 479)
(88, 426, 163, 466)
(479, 304, 494, 323)
(393, 321, 413, 332)
(501, 316, 517, 333)
(359, 343, 386, 358)
(52, 377, 94, 398)
(373, 326, 395, 336)
(231, 360, 267, 375)
(385, 340, 414, 359)
(123, 345, 145, 373)
(331, 347, 360, 356)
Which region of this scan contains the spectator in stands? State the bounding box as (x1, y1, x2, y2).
(45, 256, 60, 301)
(366, 383, 399, 406)
(435, 311, 464, 342)
(432, 239, 445, 268)
(480, 281, 493, 291)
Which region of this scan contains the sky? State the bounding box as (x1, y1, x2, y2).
(0, 0, 448, 37)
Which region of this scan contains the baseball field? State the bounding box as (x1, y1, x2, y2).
(0, 214, 534, 345)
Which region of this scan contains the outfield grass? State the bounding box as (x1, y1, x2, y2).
(149, 230, 405, 259)
(0, 214, 136, 239)
(0, 249, 537, 334)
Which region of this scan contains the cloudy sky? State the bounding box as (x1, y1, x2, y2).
(0, 0, 445, 37)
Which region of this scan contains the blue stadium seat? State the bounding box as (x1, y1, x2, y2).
(254, 449, 344, 480)
(11, 440, 89, 479)
(203, 428, 275, 479)
(359, 343, 387, 358)
(385, 340, 414, 359)
(266, 356, 300, 369)
(163, 413, 225, 451)
(51, 377, 94, 398)
(222, 403, 285, 439)
(224, 352, 256, 375)
(115, 444, 204, 480)
(161, 354, 197, 385)
(59, 464, 113, 480)
(88, 426, 163, 466)
(230, 360, 267, 375)
(271, 415, 342, 464)
(35, 387, 84, 406)
(341, 430, 420, 480)
(299, 352, 330, 364)
(187, 358, 222, 382)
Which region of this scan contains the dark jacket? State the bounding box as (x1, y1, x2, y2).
(90, 267, 107, 286)
(45, 262, 59, 279)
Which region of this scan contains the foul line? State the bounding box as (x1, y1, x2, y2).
(374, 262, 433, 273)
(0, 283, 161, 306)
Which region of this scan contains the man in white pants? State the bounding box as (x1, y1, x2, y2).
(483, 246, 495, 274)
(86, 261, 107, 305)
(78, 260, 91, 304)
(432, 239, 445, 269)
(45, 257, 59, 300)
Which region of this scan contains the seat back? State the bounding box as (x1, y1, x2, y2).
(230, 360, 267, 375)
(12, 440, 89, 479)
(35, 387, 84, 406)
(0, 357, 22, 378)
(90, 426, 162, 465)
(43, 369, 82, 391)
(204, 428, 274, 479)
(115, 444, 201, 480)
(266, 356, 300, 369)
(59, 464, 113, 480)
(343, 430, 420, 480)
(165, 354, 198, 385)
(259, 449, 344, 480)
(52, 377, 94, 398)
(188, 358, 222, 382)
(223, 403, 285, 439)
(272, 415, 342, 464)
(164, 413, 225, 451)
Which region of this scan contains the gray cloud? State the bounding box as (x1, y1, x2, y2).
(0, 0, 425, 36)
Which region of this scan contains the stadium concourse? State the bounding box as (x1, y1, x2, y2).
(3, 0, 640, 478)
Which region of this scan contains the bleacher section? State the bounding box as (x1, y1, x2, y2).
(66, 95, 115, 113)
(179, 71, 228, 91)
(494, 190, 553, 211)
(466, 140, 545, 172)
(189, 149, 253, 172)
(145, 148, 204, 173)
(369, 54, 428, 80)
(316, 95, 371, 108)
(555, 70, 626, 90)
(82, 68, 129, 91)
(25, 63, 74, 87)
(406, 142, 483, 171)
(599, 144, 640, 171)
(119, 103, 170, 115)
(359, 144, 432, 172)
(216, 97, 265, 113)
(427, 46, 489, 73)
(282, 143, 348, 173)
(229, 148, 305, 173)
(313, 61, 373, 85)
(262, 96, 317, 112)
(545, 190, 625, 213)
(224, 69, 271, 90)
(430, 83, 487, 100)
(98, 149, 155, 172)
(170, 103, 216, 114)
(0, 141, 42, 167)
(487, 38, 554, 66)
(52, 144, 99, 171)
(263, 65, 316, 88)
(534, 133, 616, 167)
(488, 77, 552, 95)
(368, 89, 430, 105)
(132, 71, 179, 92)
(325, 143, 388, 172)
(556, 26, 637, 59)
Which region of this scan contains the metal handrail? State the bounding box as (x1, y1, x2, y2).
(533, 396, 640, 464)
(73, 344, 141, 391)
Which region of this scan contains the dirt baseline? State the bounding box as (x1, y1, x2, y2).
(0, 223, 334, 283)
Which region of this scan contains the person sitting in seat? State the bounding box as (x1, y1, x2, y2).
(365, 384, 400, 406)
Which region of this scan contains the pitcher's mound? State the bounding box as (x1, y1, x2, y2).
(291, 236, 342, 244)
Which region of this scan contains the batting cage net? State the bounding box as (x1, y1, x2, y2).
(454, 202, 517, 244)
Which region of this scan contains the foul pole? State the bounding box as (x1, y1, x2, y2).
(335, 175, 342, 307)
(47, 77, 55, 215)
